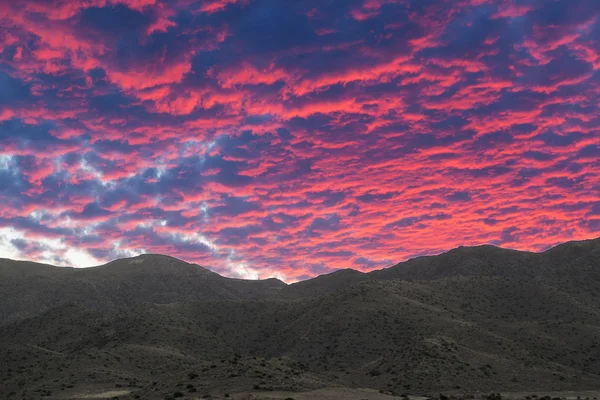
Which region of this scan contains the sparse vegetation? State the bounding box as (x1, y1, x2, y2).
(1, 240, 600, 398)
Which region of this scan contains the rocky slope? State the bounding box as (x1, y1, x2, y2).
(1, 238, 599, 399)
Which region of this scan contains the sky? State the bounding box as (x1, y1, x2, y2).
(0, 0, 599, 282)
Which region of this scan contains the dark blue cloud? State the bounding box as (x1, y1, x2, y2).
(356, 192, 397, 203)
(211, 194, 261, 217)
(77, 5, 150, 36)
(0, 119, 57, 141)
(535, 131, 583, 147)
(306, 215, 341, 234)
(445, 191, 472, 202)
(0, 72, 31, 105)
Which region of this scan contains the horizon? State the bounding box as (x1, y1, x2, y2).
(0, 0, 599, 282)
(4, 235, 598, 284)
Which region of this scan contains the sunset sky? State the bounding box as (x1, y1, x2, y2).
(0, 0, 598, 281)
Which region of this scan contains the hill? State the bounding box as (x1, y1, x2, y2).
(0, 254, 286, 324)
(1, 238, 600, 399)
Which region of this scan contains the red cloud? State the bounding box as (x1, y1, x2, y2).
(0, 0, 598, 281)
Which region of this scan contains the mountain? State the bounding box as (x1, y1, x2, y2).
(0, 254, 286, 324)
(1, 238, 600, 399)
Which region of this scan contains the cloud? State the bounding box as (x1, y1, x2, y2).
(0, 0, 598, 282)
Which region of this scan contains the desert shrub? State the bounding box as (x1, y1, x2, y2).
(486, 393, 502, 400)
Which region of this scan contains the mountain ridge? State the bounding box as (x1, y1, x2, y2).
(3, 236, 599, 283)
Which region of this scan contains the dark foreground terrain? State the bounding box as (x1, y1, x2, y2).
(1, 238, 600, 399)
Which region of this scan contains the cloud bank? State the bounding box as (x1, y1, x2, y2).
(0, 0, 599, 281)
